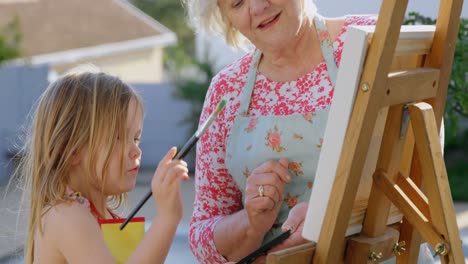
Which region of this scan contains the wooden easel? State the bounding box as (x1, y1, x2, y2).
(265, 0, 465, 263)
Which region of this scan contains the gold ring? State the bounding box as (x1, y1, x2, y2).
(258, 185, 265, 197)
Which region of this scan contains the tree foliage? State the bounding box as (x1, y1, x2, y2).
(131, 0, 195, 68)
(131, 0, 214, 139)
(404, 12, 468, 146)
(172, 61, 214, 134)
(0, 16, 21, 63)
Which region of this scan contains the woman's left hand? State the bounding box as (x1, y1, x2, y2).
(269, 202, 309, 253)
(244, 202, 310, 264)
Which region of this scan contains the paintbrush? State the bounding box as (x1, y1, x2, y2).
(120, 98, 227, 230)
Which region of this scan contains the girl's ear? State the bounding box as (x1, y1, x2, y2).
(70, 149, 83, 166)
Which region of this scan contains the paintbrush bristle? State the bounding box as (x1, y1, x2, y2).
(215, 98, 227, 115)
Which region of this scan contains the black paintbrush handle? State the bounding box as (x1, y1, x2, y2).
(174, 134, 198, 160)
(120, 134, 198, 230)
(235, 230, 291, 264)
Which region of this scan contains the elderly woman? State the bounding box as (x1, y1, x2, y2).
(184, 1, 434, 263)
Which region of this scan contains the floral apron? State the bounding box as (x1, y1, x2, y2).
(224, 14, 435, 262)
(225, 15, 336, 244)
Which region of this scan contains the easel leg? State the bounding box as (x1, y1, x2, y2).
(372, 103, 465, 263)
(408, 103, 465, 263)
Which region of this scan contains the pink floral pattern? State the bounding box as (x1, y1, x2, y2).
(293, 133, 304, 140)
(317, 138, 324, 149)
(265, 125, 285, 152)
(243, 167, 251, 178)
(285, 193, 299, 208)
(318, 29, 330, 42)
(244, 117, 257, 133)
(303, 112, 316, 123)
(189, 15, 377, 263)
(288, 162, 304, 176)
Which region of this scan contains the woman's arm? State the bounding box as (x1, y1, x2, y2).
(212, 159, 290, 261)
(189, 76, 247, 262)
(189, 76, 290, 262)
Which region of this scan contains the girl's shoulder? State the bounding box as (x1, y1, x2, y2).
(42, 199, 96, 234)
(37, 199, 110, 263)
(41, 188, 97, 239)
(38, 199, 101, 254)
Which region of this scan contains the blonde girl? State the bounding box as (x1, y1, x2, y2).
(17, 68, 189, 263)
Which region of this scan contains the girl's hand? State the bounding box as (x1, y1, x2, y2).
(244, 158, 291, 236)
(151, 147, 189, 222)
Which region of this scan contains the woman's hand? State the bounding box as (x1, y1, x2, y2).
(240, 202, 309, 264)
(151, 147, 189, 222)
(269, 202, 309, 253)
(244, 158, 291, 236)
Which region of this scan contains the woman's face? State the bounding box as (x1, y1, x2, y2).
(219, 0, 303, 49)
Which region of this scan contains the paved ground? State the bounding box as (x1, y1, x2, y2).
(1, 169, 467, 263)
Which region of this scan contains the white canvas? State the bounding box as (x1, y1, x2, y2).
(302, 25, 436, 242)
(302, 26, 370, 241)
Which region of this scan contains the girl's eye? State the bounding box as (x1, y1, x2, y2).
(134, 138, 141, 144)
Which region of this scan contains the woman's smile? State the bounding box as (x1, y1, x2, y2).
(258, 12, 281, 30)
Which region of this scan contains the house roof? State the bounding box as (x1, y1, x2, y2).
(0, 0, 176, 62)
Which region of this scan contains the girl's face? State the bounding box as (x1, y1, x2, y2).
(89, 98, 143, 195)
(219, 0, 303, 49)
(105, 98, 143, 194)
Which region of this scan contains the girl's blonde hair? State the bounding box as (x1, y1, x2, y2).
(17, 67, 143, 263)
(183, 0, 318, 49)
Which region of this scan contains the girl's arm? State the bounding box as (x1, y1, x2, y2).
(129, 147, 189, 264)
(126, 214, 179, 264)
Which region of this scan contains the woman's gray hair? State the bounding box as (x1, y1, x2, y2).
(183, 0, 317, 49)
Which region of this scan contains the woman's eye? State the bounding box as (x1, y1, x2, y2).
(134, 138, 141, 143)
(232, 0, 243, 8)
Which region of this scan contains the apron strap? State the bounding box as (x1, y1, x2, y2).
(313, 15, 338, 86)
(238, 49, 262, 115)
(238, 15, 339, 114)
(90, 201, 119, 220)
